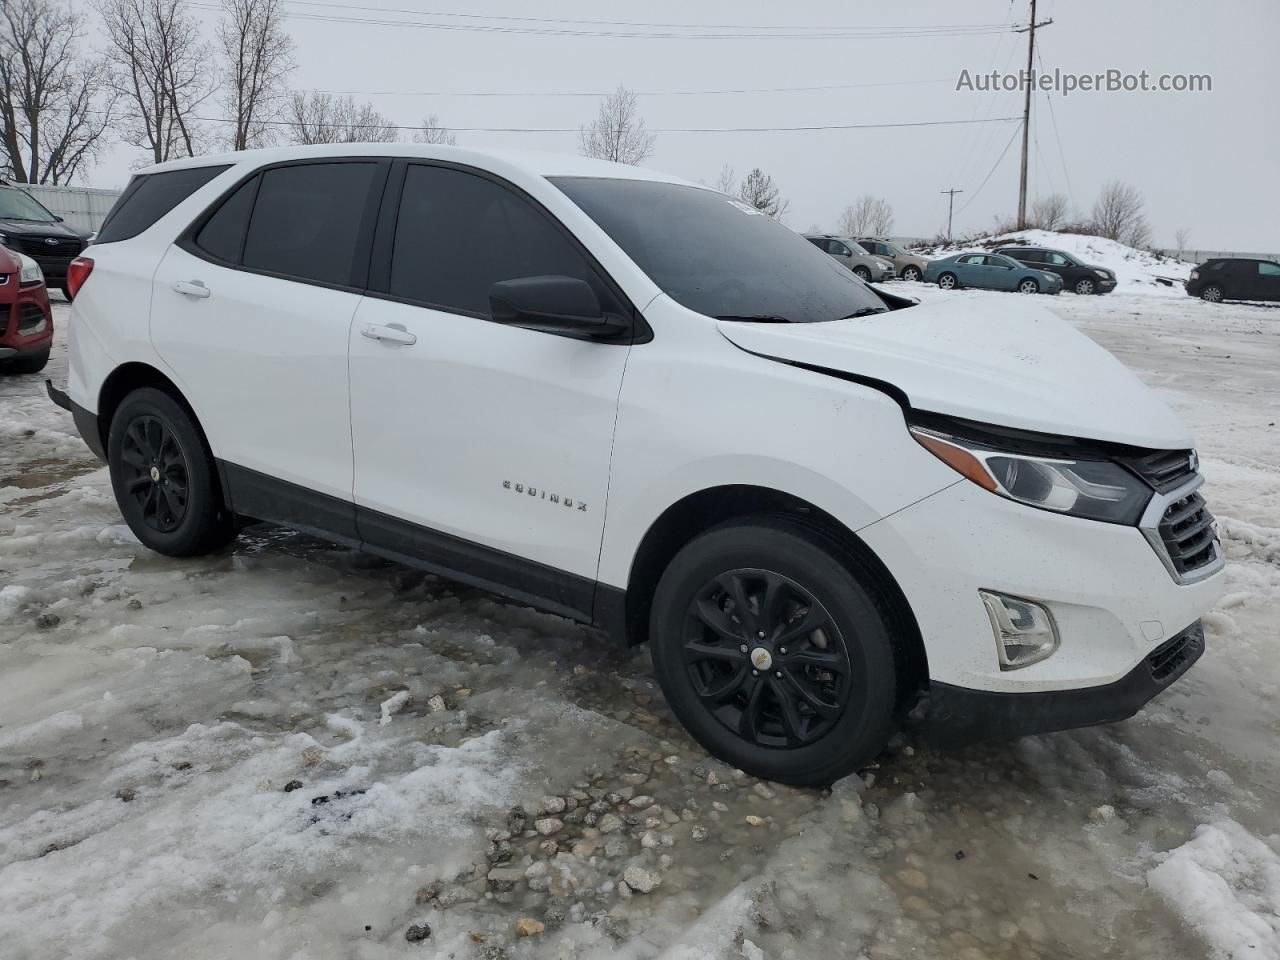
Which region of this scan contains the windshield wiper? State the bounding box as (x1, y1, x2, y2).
(840, 307, 888, 320)
(716, 321, 793, 330)
(0, 216, 53, 223)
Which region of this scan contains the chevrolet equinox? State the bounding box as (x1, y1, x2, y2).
(49, 145, 1225, 785)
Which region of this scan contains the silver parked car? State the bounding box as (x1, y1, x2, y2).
(804, 234, 895, 282)
(854, 237, 930, 283)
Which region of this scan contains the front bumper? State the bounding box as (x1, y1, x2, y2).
(920, 620, 1205, 746)
(858, 478, 1225, 695)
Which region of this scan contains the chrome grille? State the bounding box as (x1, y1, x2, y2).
(1158, 491, 1217, 576)
(1123, 449, 1196, 493)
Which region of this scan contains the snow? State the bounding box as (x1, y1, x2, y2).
(1148, 820, 1280, 960)
(3, 296, 1280, 959)
(919, 227, 1196, 295)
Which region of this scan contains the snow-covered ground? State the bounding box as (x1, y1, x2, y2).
(2, 291, 1278, 960)
(919, 228, 1196, 296)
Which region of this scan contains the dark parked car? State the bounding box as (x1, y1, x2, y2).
(994, 245, 1116, 295)
(0, 180, 90, 300)
(1185, 258, 1280, 303)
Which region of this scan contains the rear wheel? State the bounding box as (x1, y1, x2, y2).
(107, 388, 237, 557)
(1200, 284, 1223, 303)
(1074, 278, 1096, 295)
(901, 264, 922, 282)
(1018, 278, 1040, 294)
(938, 272, 958, 290)
(649, 520, 899, 786)
(853, 265, 871, 281)
(3, 346, 50, 375)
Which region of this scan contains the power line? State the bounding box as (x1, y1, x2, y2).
(274, 2, 1018, 34)
(185, 2, 1014, 41)
(102, 112, 1023, 135)
(955, 123, 1022, 217)
(302, 78, 955, 99)
(1037, 48, 1075, 210)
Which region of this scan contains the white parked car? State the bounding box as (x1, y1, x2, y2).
(51, 145, 1224, 786)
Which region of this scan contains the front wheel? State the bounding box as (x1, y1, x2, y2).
(1017, 278, 1040, 294)
(901, 265, 922, 282)
(1200, 284, 1223, 303)
(649, 520, 899, 786)
(853, 265, 871, 281)
(107, 387, 237, 557)
(1074, 278, 1096, 295)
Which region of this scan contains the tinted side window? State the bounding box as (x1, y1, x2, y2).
(389, 164, 603, 316)
(242, 163, 378, 286)
(1259, 261, 1280, 276)
(96, 165, 230, 243)
(806, 237, 828, 252)
(194, 176, 259, 263)
(957, 255, 982, 265)
(832, 242, 852, 256)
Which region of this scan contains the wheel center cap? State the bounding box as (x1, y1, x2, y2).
(749, 647, 773, 671)
(149, 466, 160, 482)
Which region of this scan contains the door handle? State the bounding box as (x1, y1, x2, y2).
(173, 280, 211, 299)
(360, 322, 417, 346)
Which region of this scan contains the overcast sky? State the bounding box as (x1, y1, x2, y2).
(86, 0, 1279, 250)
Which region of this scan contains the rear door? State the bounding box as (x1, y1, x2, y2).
(347, 161, 634, 614)
(1256, 261, 1280, 301)
(151, 159, 388, 538)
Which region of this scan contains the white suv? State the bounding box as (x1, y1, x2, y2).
(51, 145, 1224, 785)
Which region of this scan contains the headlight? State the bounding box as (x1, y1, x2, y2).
(909, 423, 1151, 524)
(18, 252, 43, 284)
(0, 231, 9, 244)
(1094, 269, 1110, 279)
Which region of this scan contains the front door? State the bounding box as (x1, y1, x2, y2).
(151, 160, 387, 537)
(347, 162, 633, 618)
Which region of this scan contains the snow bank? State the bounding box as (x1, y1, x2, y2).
(1148, 819, 1280, 959)
(919, 228, 1194, 296)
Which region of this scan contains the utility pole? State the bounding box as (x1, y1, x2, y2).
(1014, 0, 1053, 229)
(940, 188, 964, 241)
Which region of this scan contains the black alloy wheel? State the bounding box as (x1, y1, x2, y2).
(118, 414, 190, 533)
(682, 568, 852, 748)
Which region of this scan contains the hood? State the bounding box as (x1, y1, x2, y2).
(717, 296, 1192, 449)
(0, 218, 83, 239)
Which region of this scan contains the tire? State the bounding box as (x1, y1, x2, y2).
(937, 272, 957, 290)
(901, 265, 922, 282)
(649, 519, 899, 787)
(1074, 278, 1096, 295)
(1200, 284, 1223, 303)
(107, 387, 237, 557)
(4, 345, 50, 375)
(1017, 278, 1040, 294)
(853, 265, 871, 282)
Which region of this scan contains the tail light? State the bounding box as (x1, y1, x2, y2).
(66, 257, 94, 299)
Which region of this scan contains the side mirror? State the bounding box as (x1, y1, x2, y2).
(489, 276, 628, 341)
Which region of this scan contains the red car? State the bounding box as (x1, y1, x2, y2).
(0, 244, 53, 374)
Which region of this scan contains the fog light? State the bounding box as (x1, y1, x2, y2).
(980, 591, 1059, 670)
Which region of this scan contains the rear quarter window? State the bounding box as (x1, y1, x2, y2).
(95, 165, 230, 243)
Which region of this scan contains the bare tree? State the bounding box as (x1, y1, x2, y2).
(713, 163, 736, 195)
(838, 195, 893, 237)
(218, 0, 293, 151)
(1031, 193, 1069, 231)
(286, 91, 397, 144)
(1174, 226, 1191, 252)
(1091, 179, 1150, 246)
(578, 85, 654, 165)
(0, 0, 115, 184)
(412, 113, 455, 145)
(737, 167, 788, 220)
(97, 0, 214, 163)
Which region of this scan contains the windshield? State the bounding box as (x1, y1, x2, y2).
(0, 187, 58, 223)
(552, 177, 887, 322)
